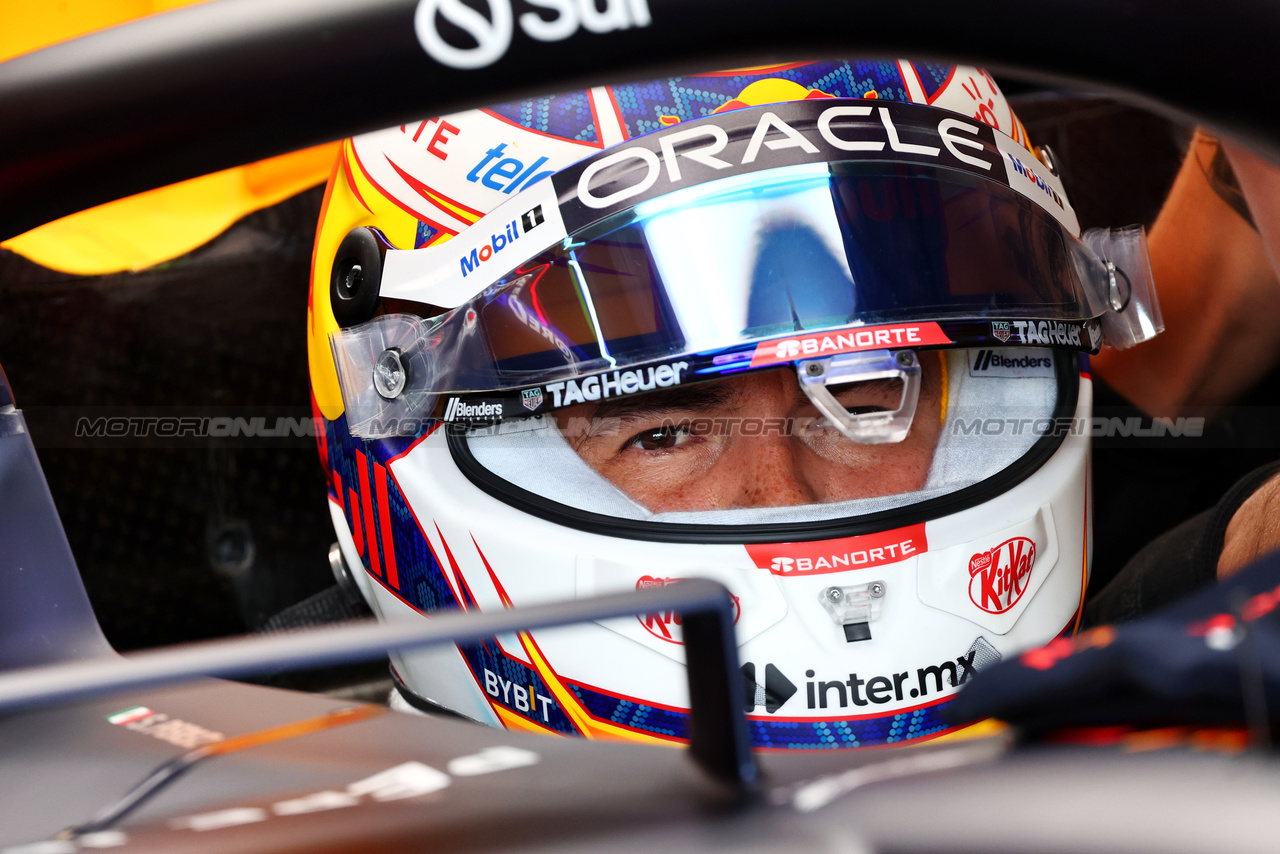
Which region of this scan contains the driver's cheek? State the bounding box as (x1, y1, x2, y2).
(614, 436, 819, 512)
(641, 434, 931, 511)
(802, 439, 934, 502)
(795, 379, 942, 503)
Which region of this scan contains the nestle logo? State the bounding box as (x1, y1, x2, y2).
(968, 537, 1036, 614)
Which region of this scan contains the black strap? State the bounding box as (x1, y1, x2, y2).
(1086, 460, 1280, 626)
(260, 584, 372, 632)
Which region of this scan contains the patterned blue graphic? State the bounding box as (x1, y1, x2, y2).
(327, 419, 461, 614)
(910, 61, 955, 102)
(457, 639, 579, 735)
(610, 60, 911, 139)
(325, 416, 576, 734)
(476, 60, 965, 146)
(415, 220, 441, 249)
(486, 90, 598, 144)
(568, 681, 955, 749)
(568, 684, 688, 740)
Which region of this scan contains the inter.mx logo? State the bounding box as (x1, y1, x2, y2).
(741, 662, 797, 714)
(416, 0, 652, 70)
(806, 652, 978, 710)
(741, 651, 985, 715)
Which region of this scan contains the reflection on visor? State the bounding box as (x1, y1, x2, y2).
(332, 160, 1122, 438)
(443, 161, 1098, 393)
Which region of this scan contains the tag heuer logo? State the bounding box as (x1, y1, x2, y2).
(991, 321, 1012, 343)
(521, 388, 544, 411)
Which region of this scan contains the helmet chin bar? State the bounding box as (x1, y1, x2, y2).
(796, 349, 921, 445)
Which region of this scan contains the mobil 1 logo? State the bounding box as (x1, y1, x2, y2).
(552, 99, 1007, 232)
(459, 203, 547, 279)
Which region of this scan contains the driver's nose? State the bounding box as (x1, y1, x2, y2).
(716, 370, 824, 509)
(727, 435, 822, 508)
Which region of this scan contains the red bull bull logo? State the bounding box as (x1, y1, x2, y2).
(659, 78, 838, 126)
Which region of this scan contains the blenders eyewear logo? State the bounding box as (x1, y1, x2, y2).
(415, 0, 652, 70)
(443, 398, 505, 421)
(969, 348, 1055, 378)
(460, 204, 545, 278)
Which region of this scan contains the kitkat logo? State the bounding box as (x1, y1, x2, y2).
(751, 323, 950, 367)
(968, 536, 1036, 614)
(748, 524, 927, 576)
(636, 575, 740, 643)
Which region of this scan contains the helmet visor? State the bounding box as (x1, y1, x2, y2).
(436, 160, 1097, 393)
(334, 157, 1109, 437)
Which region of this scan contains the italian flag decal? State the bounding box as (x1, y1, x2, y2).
(107, 706, 153, 725)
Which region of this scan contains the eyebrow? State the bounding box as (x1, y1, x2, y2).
(587, 380, 742, 421)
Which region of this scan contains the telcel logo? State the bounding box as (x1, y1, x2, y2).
(416, 0, 653, 70)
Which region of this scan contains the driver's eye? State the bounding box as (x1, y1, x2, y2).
(627, 424, 694, 452)
(830, 380, 901, 415)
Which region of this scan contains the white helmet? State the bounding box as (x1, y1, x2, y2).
(309, 60, 1159, 749)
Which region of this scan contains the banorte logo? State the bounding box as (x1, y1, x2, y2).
(747, 524, 928, 576)
(753, 322, 951, 367)
(415, 0, 653, 70)
(968, 537, 1037, 614)
(636, 576, 740, 643)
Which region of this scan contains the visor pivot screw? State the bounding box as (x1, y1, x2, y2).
(869, 581, 886, 599)
(331, 228, 386, 328)
(824, 587, 843, 603)
(805, 362, 824, 377)
(373, 348, 407, 400)
(1035, 144, 1060, 177)
(895, 351, 915, 368)
(1105, 261, 1131, 312)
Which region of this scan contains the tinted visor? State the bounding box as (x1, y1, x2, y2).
(439, 161, 1099, 394)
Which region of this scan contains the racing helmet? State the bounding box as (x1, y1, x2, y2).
(308, 60, 1161, 749)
